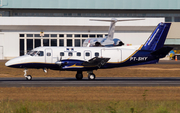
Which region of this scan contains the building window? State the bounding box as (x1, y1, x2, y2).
(43, 39, 49, 46)
(20, 39, 24, 56)
(59, 34, 64, 37)
(59, 39, 64, 46)
(43, 34, 49, 37)
(27, 34, 33, 37)
(27, 39, 33, 52)
(35, 39, 41, 48)
(82, 34, 88, 37)
(51, 39, 57, 46)
(35, 34, 41, 37)
(19, 34, 24, 37)
(175, 17, 180, 22)
(75, 34, 81, 37)
(90, 34, 96, 38)
(67, 34, 72, 37)
(75, 39, 80, 47)
(67, 39, 72, 46)
(165, 17, 172, 22)
(97, 34, 103, 38)
(51, 34, 57, 37)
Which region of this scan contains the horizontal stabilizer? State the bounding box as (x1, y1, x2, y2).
(90, 19, 144, 22)
(90, 18, 144, 40)
(82, 57, 110, 68)
(151, 46, 173, 58)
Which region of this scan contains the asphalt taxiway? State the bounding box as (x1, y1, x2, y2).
(1, 77, 180, 87)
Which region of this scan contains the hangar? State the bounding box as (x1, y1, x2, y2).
(0, 0, 180, 59)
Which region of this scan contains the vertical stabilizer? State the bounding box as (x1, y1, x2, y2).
(107, 18, 117, 40)
(142, 23, 171, 51)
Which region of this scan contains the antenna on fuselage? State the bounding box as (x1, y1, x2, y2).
(90, 18, 145, 40)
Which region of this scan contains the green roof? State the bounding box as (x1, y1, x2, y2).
(0, 0, 180, 9)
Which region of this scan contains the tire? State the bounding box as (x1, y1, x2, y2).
(26, 75, 32, 80)
(76, 72, 83, 80)
(88, 73, 96, 80)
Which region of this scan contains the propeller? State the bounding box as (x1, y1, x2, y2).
(55, 55, 63, 69)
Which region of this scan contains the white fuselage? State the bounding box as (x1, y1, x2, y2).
(5, 45, 142, 67)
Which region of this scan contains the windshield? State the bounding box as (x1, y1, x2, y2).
(27, 50, 44, 56)
(27, 51, 38, 56)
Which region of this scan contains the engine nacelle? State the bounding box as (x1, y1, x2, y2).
(83, 38, 124, 47)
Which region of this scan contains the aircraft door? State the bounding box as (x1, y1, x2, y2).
(45, 48, 52, 63)
(84, 50, 92, 61)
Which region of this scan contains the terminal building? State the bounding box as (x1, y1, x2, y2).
(0, 0, 180, 59)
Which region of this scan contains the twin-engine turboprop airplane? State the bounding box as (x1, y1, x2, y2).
(5, 20, 173, 80)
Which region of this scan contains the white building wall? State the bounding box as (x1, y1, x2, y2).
(3, 32, 19, 59)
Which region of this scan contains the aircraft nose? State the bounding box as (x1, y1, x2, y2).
(5, 60, 12, 67)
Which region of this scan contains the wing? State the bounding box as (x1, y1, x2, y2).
(82, 57, 110, 68)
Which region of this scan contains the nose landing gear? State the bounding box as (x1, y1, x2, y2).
(26, 75, 32, 80)
(24, 69, 32, 80)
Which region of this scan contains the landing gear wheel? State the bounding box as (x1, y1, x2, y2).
(88, 73, 96, 80)
(26, 75, 32, 80)
(76, 71, 83, 80)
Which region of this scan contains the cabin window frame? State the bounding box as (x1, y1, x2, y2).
(47, 52, 51, 56)
(95, 52, 99, 57)
(77, 52, 81, 56)
(85, 52, 90, 56)
(68, 52, 73, 56)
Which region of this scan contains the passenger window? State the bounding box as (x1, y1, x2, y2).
(95, 52, 99, 57)
(47, 53, 51, 56)
(37, 51, 44, 56)
(68, 52, 73, 56)
(86, 52, 90, 56)
(77, 52, 81, 56)
(60, 52, 64, 56)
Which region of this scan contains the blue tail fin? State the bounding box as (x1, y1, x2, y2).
(142, 23, 171, 51)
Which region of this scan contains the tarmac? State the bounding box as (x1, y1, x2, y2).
(1, 77, 180, 87)
(0, 60, 180, 87)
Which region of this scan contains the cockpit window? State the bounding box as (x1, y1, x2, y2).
(27, 51, 38, 56)
(37, 51, 44, 56)
(27, 51, 44, 56)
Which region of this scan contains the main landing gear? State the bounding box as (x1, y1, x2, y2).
(75, 71, 96, 80)
(76, 71, 83, 80)
(24, 69, 32, 80)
